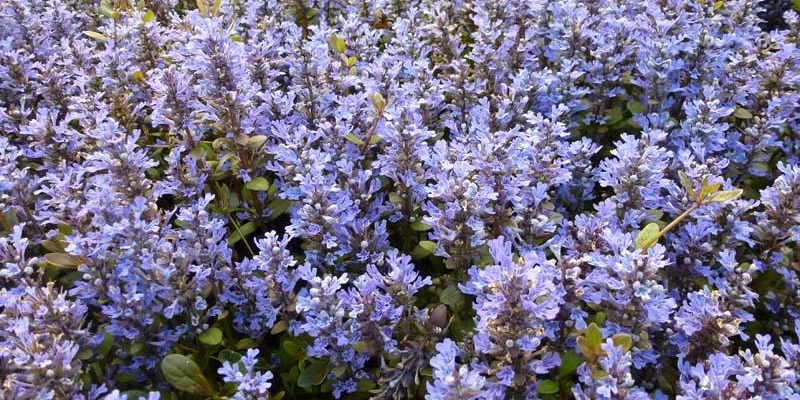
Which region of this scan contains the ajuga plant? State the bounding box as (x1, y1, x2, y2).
(3, 0, 800, 399)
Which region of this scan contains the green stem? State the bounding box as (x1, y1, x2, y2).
(656, 203, 699, 242)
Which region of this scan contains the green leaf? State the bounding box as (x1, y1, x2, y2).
(592, 368, 610, 379)
(587, 323, 603, 348)
(245, 177, 270, 192)
(83, 31, 108, 42)
(129, 342, 145, 356)
(352, 341, 368, 352)
(218, 349, 242, 364)
(604, 108, 624, 126)
(234, 338, 258, 350)
(98, 2, 114, 18)
(121, 391, 148, 399)
(132, 71, 146, 84)
(410, 220, 432, 231)
(344, 133, 365, 146)
(196, 0, 208, 15)
(704, 189, 743, 204)
(371, 93, 386, 111)
(114, 373, 135, 383)
(98, 332, 115, 357)
(593, 311, 607, 325)
(228, 221, 257, 245)
(369, 134, 382, 145)
(77, 348, 93, 360)
(678, 171, 695, 200)
(282, 340, 306, 360)
(198, 327, 222, 346)
(45, 253, 82, 268)
(626, 101, 646, 114)
(577, 336, 601, 362)
(439, 284, 465, 310)
(612, 333, 634, 352)
(2, 210, 19, 232)
(412, 240, 436, 259)
(537, 379, 559, 395)
(357, 378, 377, 392)
(327, 34, 346, 53)
(142, 11, 155, 23)
(212, 0, 223, 14)
(699, 182, 722, 200)
(270, 320, 288, 335)
(267, 199, 293, 220)
(733, 107, 753, 119)
(332, 364, 347, 377)
(635, 223, 660, 251)
(297, 360, 330, 388)
(160, 354, 216, 396)
(558, 351, 583, 377)
(246, 135, 268, 151)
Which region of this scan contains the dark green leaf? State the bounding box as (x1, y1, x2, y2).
(439, 284, 465, 310)
(98, 332, 115, 357)
(234, 338, 257, 350)
(121, 391, 148, 399)
(268, 199, 293, 220)
(604, 108, 624, 125)
(282, 340, 305, 360)
(332, 364, 347, 377)
(352, 341, 368, 352)
(160, 354, 215, 396)
(129, 342, 145, 356)
(410, 220, 432, 231)
(271, 320, 289, 335)
(228, 221, 257, 245)
(626, 101, 646, 114)
(357, 378, 377, 392)
(297, 360, 330, 388)
(198, 327, 222, 346)
(537, 379, 559, 395)
(558, 351, 583, 377)
(218, 349, 242, 364)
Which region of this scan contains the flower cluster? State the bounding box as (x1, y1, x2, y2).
(1, 0, 800, 398)
(218, 349, 274, 400)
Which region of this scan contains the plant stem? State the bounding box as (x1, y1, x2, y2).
(656, 203, 699, 242)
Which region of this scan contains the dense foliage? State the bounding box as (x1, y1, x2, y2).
(2, 0, 800, 399)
